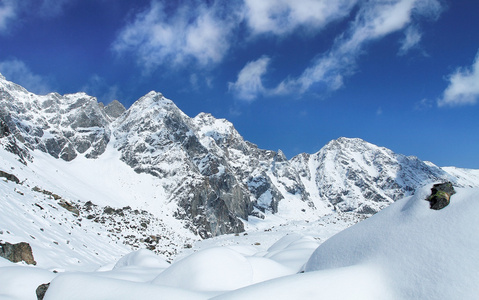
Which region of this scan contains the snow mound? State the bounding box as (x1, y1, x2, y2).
(304, 184, 479, 299)
(114, 249, 170, 269)
(44, 273, 208, 300)
(152, 247, 253, 291)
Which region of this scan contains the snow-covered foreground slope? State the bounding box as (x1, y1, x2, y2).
(1, 184, 477, 299)
(220, 185, 479, 300)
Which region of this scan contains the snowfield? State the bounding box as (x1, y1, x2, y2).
(1, 180, 478, 299)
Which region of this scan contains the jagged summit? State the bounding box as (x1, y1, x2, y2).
(1, 74, 478, 238)
(102, 100, 126, 119)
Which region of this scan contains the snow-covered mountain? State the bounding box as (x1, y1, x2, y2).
(1, 72, 478, 244)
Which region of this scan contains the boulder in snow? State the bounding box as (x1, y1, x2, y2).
(427, 182, 455, 210)
(0, 241, 36, 265)
(36, 282, 50, 300)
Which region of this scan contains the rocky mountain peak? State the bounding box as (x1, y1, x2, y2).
(103, 100, 126, 119)
(1, 74, 478, 239)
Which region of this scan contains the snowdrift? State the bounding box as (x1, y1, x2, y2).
(220, 185, 479, 299)
(1, 184, 478, 299)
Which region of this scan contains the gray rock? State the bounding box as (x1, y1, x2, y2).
(427, 182, 456, 210)
(0, 170, 20, 184)
(0, 241, 36, 265)
(104, 100, 126, 119)
(36, 283, 50, 300)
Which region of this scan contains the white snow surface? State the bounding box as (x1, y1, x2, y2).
(1, 180, 478, 299)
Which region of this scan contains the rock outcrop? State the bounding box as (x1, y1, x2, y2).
(36, 283, 50, 300)
(0, 241, 36, 265)
(0, 170, 20, 184)
(427, 182, 456, 210)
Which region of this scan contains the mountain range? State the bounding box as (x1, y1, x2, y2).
(1, 72, 479, 242)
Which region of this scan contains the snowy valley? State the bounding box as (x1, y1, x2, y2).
(1, 73, 479, 299)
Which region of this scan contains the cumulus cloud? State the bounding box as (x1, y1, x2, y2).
(438, 50, 479, 107)
(113, 1, 240, 71)
(0, 59, 51, 94)
(275, 0, 443, 95)
(228, 56, 271, 101)
(243, 0, 358, 35)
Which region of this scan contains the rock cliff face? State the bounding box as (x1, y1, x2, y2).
(0, 77, 125, 161)
(0, 74, 477, 237)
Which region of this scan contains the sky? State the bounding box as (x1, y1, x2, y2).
(0, 0, 478, 168)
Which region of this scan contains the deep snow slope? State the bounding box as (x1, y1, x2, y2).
(304, 185, 479, 299)
(212, 185, 479, 300)
(2, 184, 475, 299)
(0, 145, 197, 268)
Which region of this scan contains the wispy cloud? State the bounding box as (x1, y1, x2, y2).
(114, 0, 443, 101)
(398, 26, 422, 55)
(414, 98, 433, 110)
(0, 0, 17, 34)
(0, 0, 73, 34)
(37, 0, 72, 18)
(438, 50, 479, 107)
(228, 56, 271, 101)
(113, 0, 358, 72)
(243, 0, 358, 36)
(273, 0, 443, 97)
(0, 59, 52, 94)
(81, 74, 120, 105)
(112, 1, 240, 71)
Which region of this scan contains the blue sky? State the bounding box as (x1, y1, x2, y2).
(0, 0, 478, 168)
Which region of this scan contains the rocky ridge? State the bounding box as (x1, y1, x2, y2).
(1, 73, 478, 238)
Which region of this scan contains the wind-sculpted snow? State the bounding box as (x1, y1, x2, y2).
(302, 185, 479, 299)
(3, 185, 478, 299)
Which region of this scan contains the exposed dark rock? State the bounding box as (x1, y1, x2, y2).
(104, 100, 126, 119)
(36, 283, 50, 300)
(427, 182, 456, 210)
(58, 199, 80, 216)
(0, 119, 10, 137)
(0, 241, 36, 265)
(32, 186, 61, 200)
(0, 170, 20, 184)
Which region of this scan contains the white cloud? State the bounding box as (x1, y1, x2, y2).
(398, 26, 422, 55)
(438, 50, 479, 107)
(243, 0, 358, 35)
(37, 0, 72, 18)
(0, 59, 51, 94)
(0, 0, 73, 34)
(112, 0, 443, 100)
(228, 56, 271, 101)
(113, 1, 239, 70)
(274, 0, 443, 95)
(414, 98, 433, 110)
(0, 0, 17, 34)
